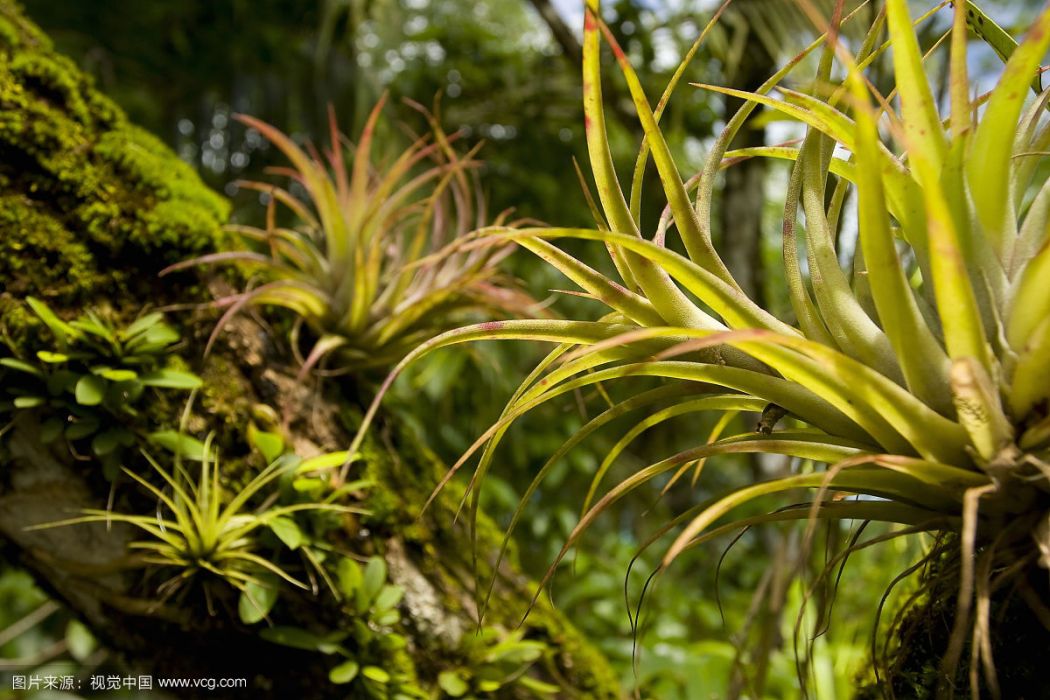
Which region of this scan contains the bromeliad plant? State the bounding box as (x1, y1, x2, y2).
(35, 437, 366, 617)
(351, 0, 1050, 694)
(165, 96, 534, 375)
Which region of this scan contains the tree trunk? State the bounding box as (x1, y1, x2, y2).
(0, 3, 619, 697)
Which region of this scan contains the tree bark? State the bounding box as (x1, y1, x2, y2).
(0, 3, 619, 697)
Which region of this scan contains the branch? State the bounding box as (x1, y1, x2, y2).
(528, 0, 582, 65)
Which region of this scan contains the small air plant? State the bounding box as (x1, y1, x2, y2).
(164, 96, 535, 376)
(34, 436, 366, 617)
(351, 0, 1050, 694)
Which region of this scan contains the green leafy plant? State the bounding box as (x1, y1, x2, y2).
(34, 436, 365, 617)
(261, 555, 555, 698)
(164, 96, 535, 375)
(0, 298, 201, 473)
(260, 555, 425, 699)
(352, 0, 1050, 694)
(437, 627, 556, 698)
(334, 555, 404, 628)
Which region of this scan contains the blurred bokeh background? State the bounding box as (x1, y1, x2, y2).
(3, 1, 1041, 697)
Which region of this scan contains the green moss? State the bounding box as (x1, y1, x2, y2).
(0, 16, 19, 47)
(0, 1, 48, 52)
(523, 600, 622, 699)
(92, 126, 228, 253)
(0, 293, 36, 350)
(198, 355, 253, 430)
(0, 0, 228, 328)
(0, 196, 98, 299)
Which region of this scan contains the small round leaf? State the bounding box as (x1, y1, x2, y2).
(329, 660, 360, 684)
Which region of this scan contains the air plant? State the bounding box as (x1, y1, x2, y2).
(350, 0, 1050, 694)
(34, 438, 366, 617)
(164, 96, 535, 375)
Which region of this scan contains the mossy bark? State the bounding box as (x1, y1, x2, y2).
(0, 2, 620, 697)
(854, 542, 1050, 699)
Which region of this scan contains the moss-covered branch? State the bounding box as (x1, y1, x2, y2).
(0, 2, 619, 696)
